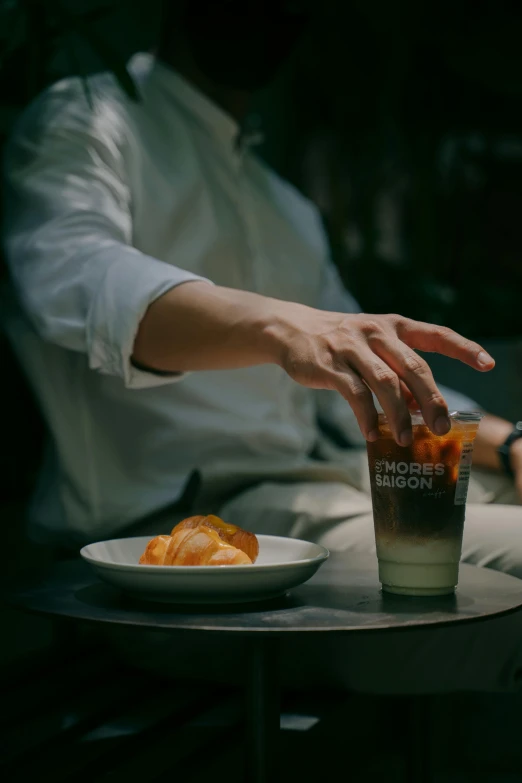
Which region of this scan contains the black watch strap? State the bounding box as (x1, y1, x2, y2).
(497, 421, 522, 478)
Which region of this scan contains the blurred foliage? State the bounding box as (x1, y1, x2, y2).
(1, 0, 521, 339)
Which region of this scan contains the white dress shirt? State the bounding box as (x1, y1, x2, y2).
(2, 54, 476, 545)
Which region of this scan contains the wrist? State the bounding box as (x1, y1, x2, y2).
(225, 290, 295, 367)
(257, 300, 304, 368)
(510, 437, 522, 471)
(497, 421, 522, 477)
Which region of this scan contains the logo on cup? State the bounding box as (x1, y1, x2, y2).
(374, 460, 445, 490)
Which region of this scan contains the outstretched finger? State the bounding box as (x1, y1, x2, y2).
(397, 319, 495, 371)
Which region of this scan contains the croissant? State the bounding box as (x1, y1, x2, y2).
(171, 515, 259, 563)
(139, 524, 253, 566)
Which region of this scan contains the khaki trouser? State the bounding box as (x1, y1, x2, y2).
(108, 453, 522, 695)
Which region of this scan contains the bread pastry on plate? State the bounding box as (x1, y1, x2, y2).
(139, 515, 258, 566)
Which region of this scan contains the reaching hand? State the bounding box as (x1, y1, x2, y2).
(270, 308, 494, 446)
(135, 283, 495, 448)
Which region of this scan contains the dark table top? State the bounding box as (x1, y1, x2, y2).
(4, 553, 522, 636)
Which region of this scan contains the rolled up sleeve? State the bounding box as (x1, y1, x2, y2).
(3, 84, 209, 389)
(86, 247, 205, 388)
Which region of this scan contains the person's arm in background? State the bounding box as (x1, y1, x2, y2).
(316, 255, 522, 499)
(472, 414, 522, 499)
(4, 83, 494, 448)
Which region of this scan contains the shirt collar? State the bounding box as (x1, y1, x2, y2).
(149, 57, 241, 151)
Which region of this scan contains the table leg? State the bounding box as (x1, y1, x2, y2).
(245, 637, 281, 783)
(406, 695, 433, 783)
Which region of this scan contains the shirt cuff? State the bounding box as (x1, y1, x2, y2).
(87, 248, 211, 389)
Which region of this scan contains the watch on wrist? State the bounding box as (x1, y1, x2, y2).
(497, 421, 522, 478)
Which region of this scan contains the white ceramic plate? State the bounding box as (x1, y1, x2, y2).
(80, 535, 329, 604)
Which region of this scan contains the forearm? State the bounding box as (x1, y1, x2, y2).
(132, 281, 287, 372)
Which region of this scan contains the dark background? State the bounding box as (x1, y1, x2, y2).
(263, 0, 522, 340)
(1, 0, 521, 511)
(2, 0, 522, 337)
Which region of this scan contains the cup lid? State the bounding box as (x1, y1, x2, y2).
(378, 410, 484, 425)
(448, 410, 484, 422)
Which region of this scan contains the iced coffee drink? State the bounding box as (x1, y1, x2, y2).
(366, 411, 482, 596)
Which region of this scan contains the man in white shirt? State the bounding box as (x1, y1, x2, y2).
(2, 0, 522, 697)
(2, 0, 521, 553)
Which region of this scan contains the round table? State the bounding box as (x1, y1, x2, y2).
(5, 552, 522, 782)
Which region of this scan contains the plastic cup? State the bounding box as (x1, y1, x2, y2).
(366, 410, 483, 596)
